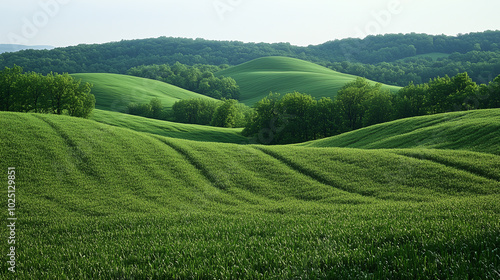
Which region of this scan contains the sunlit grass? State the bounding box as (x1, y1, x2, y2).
(216, 56, 401, 106)
(301, 109, 500, 155)
(71, 73, 216, 111)
(0, 111, 498, 279)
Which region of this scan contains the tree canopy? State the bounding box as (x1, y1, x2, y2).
(0, 66, 95, 118)
(244, 73, 500, 145)
(1, 32, 499, 86)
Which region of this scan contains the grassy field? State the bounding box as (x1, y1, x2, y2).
(1, 111, 499, 279)
(91, 109, 247, 144)
(216, 56, 402, 106)
(301, 109, 500, 155)
(71, 73, 216, 112)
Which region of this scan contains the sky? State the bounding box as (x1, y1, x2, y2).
(1, 0, 499, 47)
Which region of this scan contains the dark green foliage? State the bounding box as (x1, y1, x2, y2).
(127, 62, 240, 100)
(126, 98, 166, 120)
(244, 92, 342, 145)
(479, 75, 500, 108)
(0, 66, 95, 118)
(210, 99, 239, 128)
(1, 32, 499, 86)
(126, 103, 152, 118)
(246, 73, 500, 145)
(172, 98, 220, 125)
(171, 98, 251, 128)
(392, 72, 487, 118)
(393, 82, 428, 118)
(326, 50, 500, 86)
(335, 78, 386, 131)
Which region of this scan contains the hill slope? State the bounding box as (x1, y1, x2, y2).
(216, 57, 401, 106)
(71, 73, 216, 112)
(1, 112, 498, 279)
(91, 109, 247, 144)
(301, 109, 500, 155)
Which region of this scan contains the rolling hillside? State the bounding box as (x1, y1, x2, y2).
(71, 73, 216, 112)
(1, 111, 499, 279)
(91, 109, 247, 144)
(216, 56, 401, 106)
(301, 109, 500, 155)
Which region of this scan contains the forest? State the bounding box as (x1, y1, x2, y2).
(0, 66, 95, 118)
(0, 31, 499, 85)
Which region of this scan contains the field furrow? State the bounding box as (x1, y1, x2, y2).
(390, 149, 500, 183)
(252, 146, 372, 198)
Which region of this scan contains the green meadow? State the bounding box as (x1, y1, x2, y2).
(1, 110, 499, 279)
(301, 109, 500, 155)
(90, 109, 247, 144)
(216, 56, 401, 106)
(71, 73, 216, 111)
(0, 53, 498, 279)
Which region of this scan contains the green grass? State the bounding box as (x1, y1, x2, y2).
(216, 56, 401, 106)
(71, 73, 216, 112)
(1, 111, 499, 279)
(301, 109, 500, 155)
(90, 109, 248, 144)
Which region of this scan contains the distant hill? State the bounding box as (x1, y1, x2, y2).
(0, 31, 498, 78)
(0, 44, 53, 54)
(216, 56, 401, 105)
(71, 73, 216, 112)
(301, 109, 500, 155)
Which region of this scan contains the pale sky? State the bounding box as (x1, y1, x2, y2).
(1, 0, 499, 47)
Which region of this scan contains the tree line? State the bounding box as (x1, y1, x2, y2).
(243, 73, 500, 145)
(0, 66, 95, 118)
(126, 97, 252, 128)
(127, 62, 240, 100)
(326, 50, 500, 86)
(1, 32, 499, 85)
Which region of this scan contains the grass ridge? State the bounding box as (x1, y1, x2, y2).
(392, 150, 500, 183)
(33, 114, 103, 180)
(253, 146, 375, 198)
(152, 136, 229, 190)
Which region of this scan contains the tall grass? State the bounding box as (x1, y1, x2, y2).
(1, 111, 498, 279)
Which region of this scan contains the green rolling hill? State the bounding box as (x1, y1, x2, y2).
(90, 109, 247, 144)
(300, 109, 500, 155)
(216, 56, 402, 106)
(1, 110, 499, 279)
(71, 73, 217, 112)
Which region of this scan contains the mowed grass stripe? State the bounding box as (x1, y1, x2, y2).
(158, 138, 373, 205)
(390, 149, 500, 183)
(3, 113, 244, 214)
(152, 136, 229, 191)
(34, 114, 104, 180)
(259, 146, 500, 201)
(252, 146, 371, 198)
